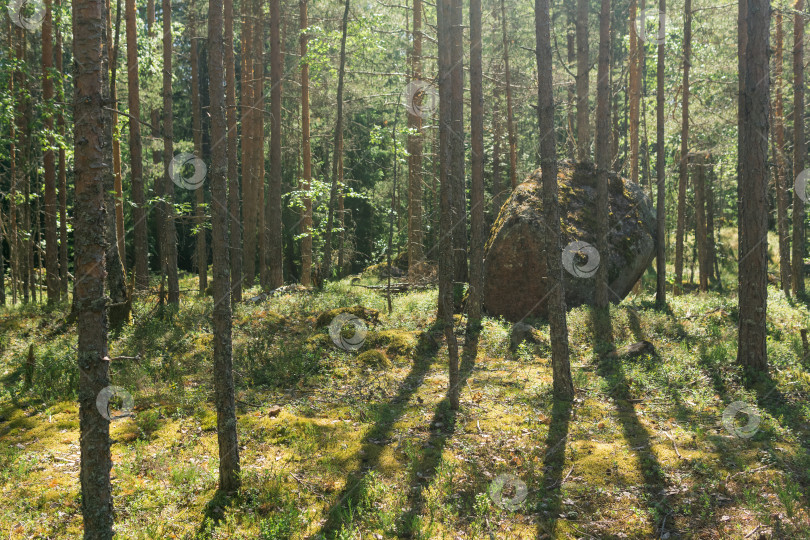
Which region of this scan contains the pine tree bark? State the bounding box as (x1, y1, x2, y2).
(299, 0, 312, 287)
(57, 14, 69, 300)
(268, 0, 283, 288)
(190, 6, 208, 293)
(73, 0, 114, 531)
(628, 0, 640, 184)
(737, 0, 769, 372)
(241, 3, 256, 286)
(536, 0, 574, 399)
(254, 2, 267, 288)
(162, 0, 180, 305)
(773, 10, 791, 293)
(674, 0, 691, 294)
(208, 0, 241, 493)
(468, 0, 484, 325)
(575, 0, 590, 162)
(43, 0, 60, 303)
(108, 0, 125, 267)
(437, 0, 461, 410)
(9, 24, 18, 305)
(225, 0, 241, 301)
(594, 0, 611, 313)
(792, 0, 805, 295)
(655, 0, 666, 306)
(566, 7, 576, 160)
(102, 0, 130, 324)
(500, 0, 517, 188)
(695, 153, 708, 291)
(125, 0, 148, 289)
(322, 0, 350, 282)
(407, 0, 424, 270)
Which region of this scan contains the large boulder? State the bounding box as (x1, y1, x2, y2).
(483, 162, 655, 322)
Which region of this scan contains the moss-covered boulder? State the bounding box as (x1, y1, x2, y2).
(484, 162, 655, 322)
(358, 349, 391, 368)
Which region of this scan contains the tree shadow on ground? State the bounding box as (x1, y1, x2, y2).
(590, 307, 674, 537)
(395, 332, 478, 537)
(316, 343, 439, 537)
(533, 398, 572, 539)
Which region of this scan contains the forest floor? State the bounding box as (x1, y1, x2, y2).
(1, 247, 810, 538)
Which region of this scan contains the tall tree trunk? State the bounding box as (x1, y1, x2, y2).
(162, 0, 180, 305)
(254, 1, 267, 288)
(492, 89, 504, 215)
(536, 0, 574, 399)
(0, 197, 4, 305)
(468, 0, 484, 325)
(322, 0, 349, 282)
(566, 8, 576, 160)
(43, 0, 60, 303)
(575, 0, 590, 162)
(594, 0, 611, 313)
(190, 6, 208, 293)
(792, 0, 805, 295)
(208, 0, 241, 493)
(674, 0, 691, 294)
(9, 24, 18, 305)
(407, 0, 424, 271)
(773, 10, 791, 293)
(102, 0, 130, 324)
(108, 0, 125, 267)
(57, 10, 69, 300)
(268, 0, 283, 288)
(16, 27, 29, 305)
(628, 0, 640, 184)
(695, 152, 708, 291)
(437, 0, 461, 410)
(241, 0, 255, 285)
(225, 0, 241, 301)
(73, 0, 113, 532)
(655, 0, 666, 306)
(299, 0, 312, 287)
(500, 0, 518, 188)
(147, 0, 154, 34)
(125, 0, 148, 289)
(737, 0, 769, 372)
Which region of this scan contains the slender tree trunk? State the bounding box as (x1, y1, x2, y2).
(225, 0, 241, 301)
(566, 8, 576, 161)
(102, 0, 130, 324)
(536, 0, 574, 399)
(208, 0, 241, 493)
(628, 0, 640, 184)
(492, 89, 504, 215)
(300, 0, 312, 287)
(773, 10, 791, 293)
(706, 161, 717, 283)
(43, 0, 60, 303)
(108, 0, 125, 267)
(500, 0, 518, 188)
(190, 7, 208, 293)
(57, 13, 68, 300)
(147, 0, 154, 34)
(594, 0, 611, 314)
(254, 1, 267, 288)
(655, 0, 666, 306)
(162, 0, 180, 305)
(737, 0, 769, 372)
(241, 0, 255, 285)
(792, 0, 805, 295)
(73, 0, 113, 532)
(407, 0, 424, 271)
(437, 0, 461, 410)
(322, 0, 350, 282)
(16, 28, 29, 305)
(575, 0, 590, 162)
(268, 0, 283, 288)
(695, 153, 708, 291)
(468, 0, 484, 325)
(126, 0, 148, 289)
(674, 0, 691, 294)
(9, 24, 18, 305)
(0, 199, 4, 305)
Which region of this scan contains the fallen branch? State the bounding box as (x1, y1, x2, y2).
(663, 431, 682, 459)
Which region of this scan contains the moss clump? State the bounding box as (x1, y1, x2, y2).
(315, 305, 381, 328)
(358, 349, 391, 368)
(305, 333, 333, 352)
(365, 329, 418, 357)
(261, 310, 287, 327)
